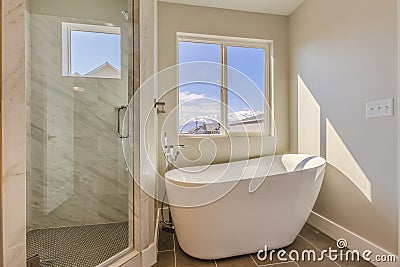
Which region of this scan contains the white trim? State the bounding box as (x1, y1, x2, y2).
(221, 41, 228, 134)
(179, 133, 227, 139)
(179, 132, 273, 138)
(140, 208, 159, 267)
(308, 212, 398, 267)
(177, 32, 272, 46)
(141, 243, 157, 267)
(61, 22, 121, 77)
(62, 22, 121, 35)
(154, 0, 159, 97)
(397, 0, 400, 258)
(96, 248, 138, 267)
(106, 251, 140, 267)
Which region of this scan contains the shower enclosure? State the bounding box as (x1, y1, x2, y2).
(25, 0, 134, 266)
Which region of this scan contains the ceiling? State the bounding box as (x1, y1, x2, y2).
(158, 0, 304, 16)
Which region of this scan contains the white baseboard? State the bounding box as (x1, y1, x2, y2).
(141, 208, 161, 267)
(308, 212, 399, 267)
(141, 242, 157, 267)
(108, 251, 140, 267)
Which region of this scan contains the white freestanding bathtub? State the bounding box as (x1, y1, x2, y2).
(165, 154, 326, 260)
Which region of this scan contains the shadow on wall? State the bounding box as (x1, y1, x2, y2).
(297, 75, 372, 202)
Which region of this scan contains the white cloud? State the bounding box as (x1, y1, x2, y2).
(179, 91, 205, 102)
(179, 98, 220, 128)
(178, 93, 264, 128)
(228, 109, 263, 121)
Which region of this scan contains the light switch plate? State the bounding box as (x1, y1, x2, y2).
(366, 99, 394, 118)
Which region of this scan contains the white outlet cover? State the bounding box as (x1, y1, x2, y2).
(366, 99, 394, 119)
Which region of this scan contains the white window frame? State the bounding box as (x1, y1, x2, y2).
(177, 32, 274, 137)
(62, 22, 121, 78)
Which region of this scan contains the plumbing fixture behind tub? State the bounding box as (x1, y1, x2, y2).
(161, 132, 186, 232)
(121, 10, 129, 21)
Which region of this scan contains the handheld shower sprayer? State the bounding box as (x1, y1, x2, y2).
(161, 132, 187, 230)
(121, 10, 129, 21)
(162, 132, 187, 171)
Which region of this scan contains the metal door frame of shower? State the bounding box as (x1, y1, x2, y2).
(397, 0, 400, 259)
(0, 0, 3, 264)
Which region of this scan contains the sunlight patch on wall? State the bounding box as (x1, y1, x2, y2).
(297, 75, 320, 156)
(326, 119, 372, 202)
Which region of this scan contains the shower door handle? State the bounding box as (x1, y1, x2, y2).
(117, 105, 129, 139)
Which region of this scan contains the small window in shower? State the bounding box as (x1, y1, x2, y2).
(62, 22, 121, 79)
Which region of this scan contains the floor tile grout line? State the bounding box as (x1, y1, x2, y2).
(156, 227, 161, 257)
(262, 261, 296, 266)
(298, 234, 323, 252)
(157, 250, 175, 253)
(250, 253, 261, 266)
(298, 234, 342, 267)
(173, 234, 177, 267)
(298, 235, 322, 250)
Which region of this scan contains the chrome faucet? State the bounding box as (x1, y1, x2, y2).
(162, 132, 186, 170)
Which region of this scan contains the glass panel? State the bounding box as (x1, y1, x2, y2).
(178, 41, 222, 134)
(227, 46, 265, 133)
(25, 0, 133, 265)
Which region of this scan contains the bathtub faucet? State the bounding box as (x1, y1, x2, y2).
(165, 144, 187, 164)
(162, 132, 187, 170)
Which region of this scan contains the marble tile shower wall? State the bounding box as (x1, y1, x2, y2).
(26, 12, 130, 230)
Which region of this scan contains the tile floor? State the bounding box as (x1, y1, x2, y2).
(154, 223, 376, 267)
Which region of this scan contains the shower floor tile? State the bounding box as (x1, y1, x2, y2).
(27, 221, 129, 267)
(154, 223, 376, 267)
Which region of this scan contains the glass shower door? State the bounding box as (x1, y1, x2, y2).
(25, 0, 134, 266)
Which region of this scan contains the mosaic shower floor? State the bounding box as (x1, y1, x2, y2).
(27, 221, 129, 267)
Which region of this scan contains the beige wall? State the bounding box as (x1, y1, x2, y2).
(158, 0, 399, 256)
(157, 2, 290, 172)
(289, 0, 398, 253)
(26, 0, 128, 23)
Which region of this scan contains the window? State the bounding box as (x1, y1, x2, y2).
(178, 33, 271, 135)
(178, 41, 222, 134)
(62, 22, 121, 79)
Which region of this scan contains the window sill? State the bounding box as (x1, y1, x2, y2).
(179, 134, 226, 139)
(62, 74, 122, 80)
(179, 133, 273, 138)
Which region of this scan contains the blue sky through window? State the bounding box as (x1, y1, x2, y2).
(179, 42, 221, 133)
(178, 41, 221, 102)
(227, 45, 265, 123)
(178, 41, 265, 133)
(71, 30, 121, 76)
